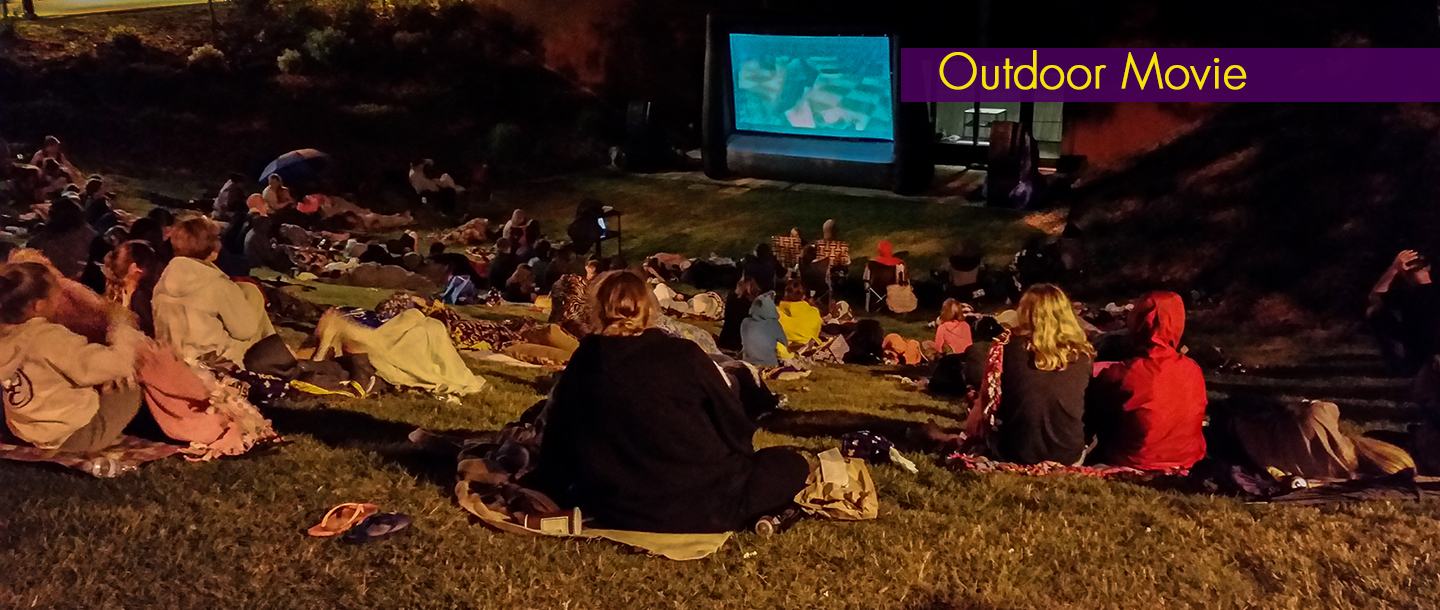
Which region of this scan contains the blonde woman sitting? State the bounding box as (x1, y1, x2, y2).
(973, 283, 1095, 465)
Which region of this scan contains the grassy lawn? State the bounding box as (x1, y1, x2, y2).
(4, 171, 1438, 609)
(6, 354, 1440, 609)
(479, 171, 1039, 273)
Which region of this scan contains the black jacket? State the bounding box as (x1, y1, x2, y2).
(531, 329, 761, 533)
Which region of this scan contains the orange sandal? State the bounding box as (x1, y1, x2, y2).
(307, 503, 379, 537)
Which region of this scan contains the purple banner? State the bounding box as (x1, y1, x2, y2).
(900, 48, 1437, 102)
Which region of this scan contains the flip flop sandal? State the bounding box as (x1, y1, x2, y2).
(342, 513, 412, 544)
(307, 503, 379, 537)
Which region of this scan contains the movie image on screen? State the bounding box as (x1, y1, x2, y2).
(729, 33, 894, 141)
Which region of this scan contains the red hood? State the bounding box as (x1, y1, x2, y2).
(874, 241, 901, 266)
(1129, 291, 1185, 358)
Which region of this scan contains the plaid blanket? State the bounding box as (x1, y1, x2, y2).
(0, 435, 186, 477)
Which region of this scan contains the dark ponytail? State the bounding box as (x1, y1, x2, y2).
(0, 263, 55, 325)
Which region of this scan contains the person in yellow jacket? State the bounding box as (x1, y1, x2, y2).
(776, 279, 823, 348)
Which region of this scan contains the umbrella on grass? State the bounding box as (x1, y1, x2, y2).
(260, 149, 331, 187)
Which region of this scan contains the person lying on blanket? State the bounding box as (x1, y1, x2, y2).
(0, 262, 145, 453)
(528, 271, 810, 533)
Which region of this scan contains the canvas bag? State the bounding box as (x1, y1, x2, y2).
(794, 448, 879, 521)
(887, 283, 917, 314)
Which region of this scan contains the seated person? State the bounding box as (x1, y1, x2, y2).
(39, 159, 73, 199)
(1367, 249, 1440, 376)
(104, 240, 164, 337)
(79, 230, 114, 294)
(528, 240, 553, 285)
(987, 284, 1095, 465)
(529, 271, 810, 533)
(1086, 291, 1207, 471)
(486, 238, 521, 292)
(152, 218, 276, 367)
(719, 277, 760, 352)
(503, 264, 537, 303)
(567, 199, 606, 257)
(943, 246, 986, 303)
(843, 318, 887, 365)
(408, 159, 461, 216)
(26, 197, 96, 281)
(776, 279, 822, 348)
(508, 226, 533, 261)
(502, 209, 542, 251)
(212, 173, 250, 220)
(142, 207, 178, 262)
(31, 136, 83, 183)
(741, 292, 790, 367)
(863, 241, 906, 308)
(741, 243, 783, 294)
(0, 262, 145, 452)
(798, 245, 831, 303)
(924, 299, 974, 358)
(929, 316, 1002, 396)
(543, 245, 575, 288)
(10, 164, 46, 205)
(81, 176, 118, 232)
(261, 174, 295, 215)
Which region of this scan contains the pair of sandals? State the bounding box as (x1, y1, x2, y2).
(307, 503, 412, 544)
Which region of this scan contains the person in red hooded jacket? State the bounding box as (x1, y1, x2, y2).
(1086, 291, 1207, 470)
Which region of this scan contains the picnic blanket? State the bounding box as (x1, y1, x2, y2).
(0, 435, 186, 477)
(443, 422, 732, 561)
(949, 453, 1170, 480)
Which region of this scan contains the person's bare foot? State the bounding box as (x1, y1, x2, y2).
(908, 418, 965, 452)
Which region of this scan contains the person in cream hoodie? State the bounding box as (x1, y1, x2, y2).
(0, 262, 145, 452)
(152, 217, 276, 367)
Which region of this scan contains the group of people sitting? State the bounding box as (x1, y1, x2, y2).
(0, 138, 1374, 536)
(0, 218, 283, 460)
(941, 284, 1207, 470)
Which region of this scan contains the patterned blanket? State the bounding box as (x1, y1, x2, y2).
(949, 453, 1179, 480)
(0, 435, 186, 477)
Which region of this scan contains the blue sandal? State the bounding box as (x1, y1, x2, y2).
(341, 513, 412, 544)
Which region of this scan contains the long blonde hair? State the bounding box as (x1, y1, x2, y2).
(1015, 284, 1094, 371)
(589, 270, 658, 337)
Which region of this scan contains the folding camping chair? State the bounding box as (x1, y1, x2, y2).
(864, 260, 907, 313)
(772, 235, 802, 271)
